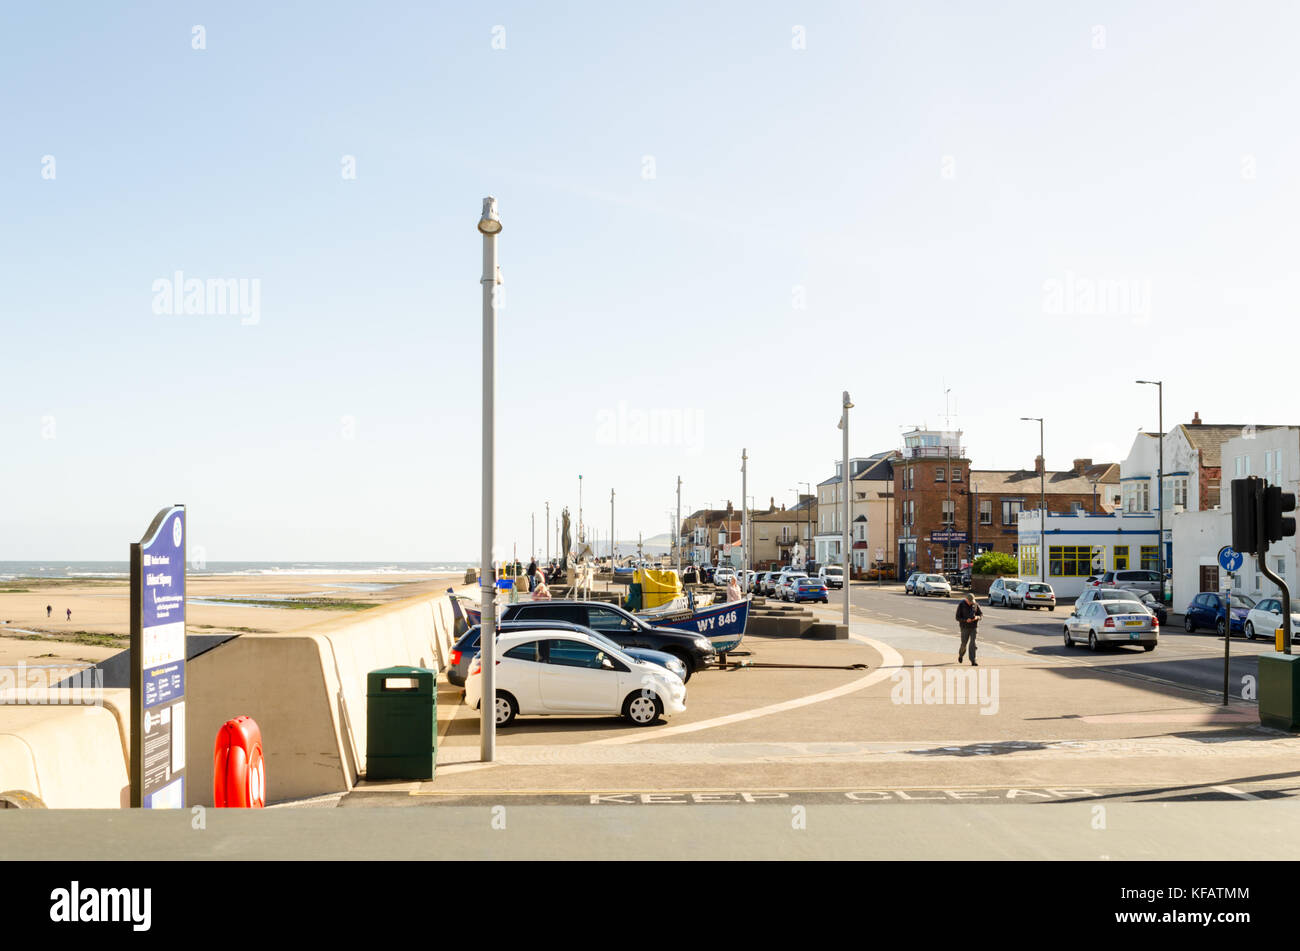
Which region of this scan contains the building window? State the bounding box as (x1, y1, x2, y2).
(1020, 545, 1039, 578)
(1114, 546, 1129, 570)
(942, 500, 955, 526)
(979, 500, 992, 525)
(943, 549, 959, 570)
(953, 467, 962, 482)
(1071, 501, 1084, 514)
(936, 467, 945, 482)
(1049, 545, 1093, 577)
(1002, 500, 1023, 526)
(1140, 545, 1159, 571)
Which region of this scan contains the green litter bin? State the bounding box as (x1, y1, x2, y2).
(366, 666, 436, 781)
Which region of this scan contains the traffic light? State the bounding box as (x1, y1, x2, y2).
(1263, 483, 1297, 544)
(1231, 477, 1261, 555)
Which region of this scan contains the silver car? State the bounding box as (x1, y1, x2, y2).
(987, 577, 1023, 607)
(1008, 581, 1056, 610)
(1063, 599, 1158, 652)
(915, 573, 951, 597)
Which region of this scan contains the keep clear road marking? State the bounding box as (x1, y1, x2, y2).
(586, 629, 903, 747)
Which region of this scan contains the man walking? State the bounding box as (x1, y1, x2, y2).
(956, 592, 982, 666)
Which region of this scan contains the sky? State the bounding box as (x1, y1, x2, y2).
(2, 1, 1298, 562)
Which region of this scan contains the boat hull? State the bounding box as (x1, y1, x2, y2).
(641, 597, 750, 653)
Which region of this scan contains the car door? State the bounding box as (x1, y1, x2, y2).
(537, 638, 623, 713)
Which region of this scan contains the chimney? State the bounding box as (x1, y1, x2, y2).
(1191, 412, 1202, 426)
(769, 496, 775, 512)
(1034, 455, 1045, 476)
(726, 500, 733, 515)
(1073, 458, 1092, 475)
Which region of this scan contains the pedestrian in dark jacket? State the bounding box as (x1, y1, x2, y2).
(955, 593, 982, 666)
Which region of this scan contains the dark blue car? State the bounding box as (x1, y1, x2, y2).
(1183, 591, 1255, 636)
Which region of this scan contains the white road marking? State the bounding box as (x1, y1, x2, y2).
(1211, 784, 1262, 800)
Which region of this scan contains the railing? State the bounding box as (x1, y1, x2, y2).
(901, 446, 964, 459)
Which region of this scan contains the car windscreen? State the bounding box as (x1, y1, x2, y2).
(1231, 595, 1256, 609)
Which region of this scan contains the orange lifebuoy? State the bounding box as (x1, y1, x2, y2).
(213, 715, 265, 808)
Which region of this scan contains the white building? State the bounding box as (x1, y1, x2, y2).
(1171, 427, 1299, 609)
(1017, 509, 1160, 599)
(815, 453, 895, 570)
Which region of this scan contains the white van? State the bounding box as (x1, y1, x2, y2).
(818, 565, 844, 589)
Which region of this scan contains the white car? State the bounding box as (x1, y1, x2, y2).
(713, 567, 737, 586)
(776, 571, 808, 600)
(915, 573, 951, 597)
(464, 628, 686, 727)
(818, 565, 844, 589)
(1244, 598, 1300, 642)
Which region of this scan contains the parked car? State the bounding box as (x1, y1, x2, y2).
(987, 577, 1022, 607)
(714, 566, 737, 587)
(915, 573, 952, 597)
(776, 571, 809, 600)
(1008, 581, 1056, 610)
(465, 628, 687, 727)
(1076, 587, 1166, 625)
(1244, 598, 1300, 641)
(500, 600, 717, 680)
(959, 565, 972, 587)
(1063, 599, 1158, 651)
(1183, 592, 1255, 636)
(448, 620, 687, 687)
(818, 565, 845, 589)
(789, 578, 830, 603)
(1093, 569, 1163, 597)
(904, 571, 925, 594)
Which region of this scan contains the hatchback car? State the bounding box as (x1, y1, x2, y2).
(987, 577, 1023, 607)
(1244, 598, 1300, 641)
(1063, 599, 1158, 651)
(776, 572, 809, 600)
(465, 629, 687, 727)
(447, 620, 687, 687)
(1008, 581, 1056, 610)
(1183, 592, 1255, 636)
(915, 574, 951, 597)
(790, 578, 829, 603)
(904, 571, 925, 594)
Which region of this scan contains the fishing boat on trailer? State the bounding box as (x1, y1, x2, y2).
(636, 596, 750, 654)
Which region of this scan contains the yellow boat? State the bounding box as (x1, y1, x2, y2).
(634, 567, 682, 609)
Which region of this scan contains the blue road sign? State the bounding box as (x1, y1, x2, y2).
(1218, 546, 1244, 573)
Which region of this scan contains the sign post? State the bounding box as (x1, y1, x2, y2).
(1218, 545, 1243, 707)
(130, 505, 188, 808)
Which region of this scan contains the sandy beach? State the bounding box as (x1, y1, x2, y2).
(0, 571, 467, 670)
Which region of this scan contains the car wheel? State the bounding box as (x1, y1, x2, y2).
(1088, 631, 1100, 652)
(1216, 619, 1226, 637)
(1063, 628, 1073, 648)
(623, 691, 663, 726)
(1185, 616, 1196, 633)
(494, 692, 518, 727)
(1143, 644, 1156, 652)
(1049, 606, 1055, 612)
(1246, 622, 1256, 641)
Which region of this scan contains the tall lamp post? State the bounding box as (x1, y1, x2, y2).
(1137, 380, 1165, 605)
(741, 449, 749, 581)
(793, 483, 812, 567)
(545, 501, 550, 564)
(610, 489, 615, 569)
(1020, 416, 1045, 583)
(675, 476, 682, 573)
(477, 196, 502, 763)
(840, 392, 853, 625)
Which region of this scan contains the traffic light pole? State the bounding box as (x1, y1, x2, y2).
(1257, 487, 1293, 656)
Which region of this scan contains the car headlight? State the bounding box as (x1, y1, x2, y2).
(693, 637, 713, 651)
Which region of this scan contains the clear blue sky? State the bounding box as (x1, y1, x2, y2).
(3, 1, 1298, 561)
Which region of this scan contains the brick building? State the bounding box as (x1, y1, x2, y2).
(893, 427, 1120, 576)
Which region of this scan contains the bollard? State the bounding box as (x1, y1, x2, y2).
(1279, 627, 1287, 653)
(213, 715, 266, 808)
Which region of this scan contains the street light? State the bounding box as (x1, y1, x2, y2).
(840, 391, 853, 626)
(478, 196, 502, 762)
(1137, 380, 1165, 605)
(1020, 417, 1045, 583)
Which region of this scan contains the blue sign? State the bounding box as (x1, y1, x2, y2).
(929, 530, 969, 544)
(131, 505, 187, 809)
(1218, 546, 1244, 573)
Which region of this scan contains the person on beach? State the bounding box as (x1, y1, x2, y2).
(725, 572, 743, 604)
(955, 592, 982, 666)
(46, 605, 52, 618)
(66, 608, 71, 621)
(532, 576, 551, 600)
(527, 557, 538, 592)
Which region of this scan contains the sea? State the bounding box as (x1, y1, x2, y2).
(0, 561, 478, 581)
